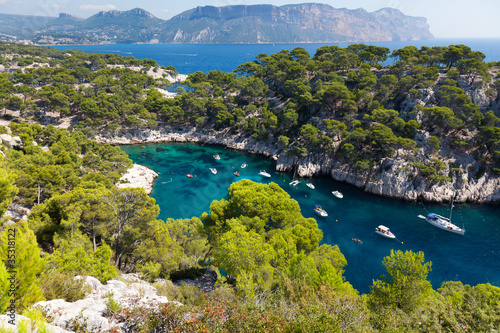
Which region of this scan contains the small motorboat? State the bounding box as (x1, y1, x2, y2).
(186, 174, 193, 178)
(241, 162, 247, 168)
(210, 168, 217, 175)
(314, 205, 328, 217)
(332, 190, 343, 199)
(306, 182, 315, 189)
(289, 180, 300, 186)
(213, 154, 221, 160)
(234, 171, 240, 176)
(375, 225, 396, 239)
(258, 170, 271, 178)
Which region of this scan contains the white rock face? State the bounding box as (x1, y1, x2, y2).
(117, 163, 159, 194)
(34, 275, 170, 333)
(0, 134, 22, 148)
(0, 314, 71, 333)
(93, 125, 500, 203)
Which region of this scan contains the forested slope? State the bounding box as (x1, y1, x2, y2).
(0, 43, 499, 331)
(1, 42, 500, 202)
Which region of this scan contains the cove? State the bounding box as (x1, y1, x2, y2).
(121, 142, 500, 294)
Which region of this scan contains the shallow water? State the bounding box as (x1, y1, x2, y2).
(121, 142, 500, 294)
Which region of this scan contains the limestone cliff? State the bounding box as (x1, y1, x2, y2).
(162, 3, 434, 43)
(92, 125, 500, 204)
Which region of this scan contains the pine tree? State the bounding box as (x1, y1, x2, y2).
(0, 221, 45, 310)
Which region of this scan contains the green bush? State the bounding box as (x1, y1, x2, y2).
(154, 281, 205, 306)
(40, 271, 91, 302)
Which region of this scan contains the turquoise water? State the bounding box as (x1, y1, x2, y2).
(121, 142, 500, 294)
(55, 38, 500, 74)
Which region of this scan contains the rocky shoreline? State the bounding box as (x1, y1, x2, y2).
(93, 126, 500, 204)
(117, 163, 158, 195)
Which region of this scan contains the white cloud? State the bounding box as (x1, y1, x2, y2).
(79, 4, 117, 11)
(0, 0, 9, 4)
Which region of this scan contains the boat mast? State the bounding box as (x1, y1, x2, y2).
(449, 192, 455, 221)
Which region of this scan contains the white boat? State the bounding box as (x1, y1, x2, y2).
(419, 194, 465, 235)
(289, 180, 300, 186)
(314, 205, 328, 217)
(213, 154, 220, 160)
(241, 162, 247, 168)
(210, 168, 217, 175)
(332, 191, 343, 199)
(306, 182, 315, 189)
(258, 170, 271, 178)
(375, 225, 396, 239)
(424, 213, 465, 235)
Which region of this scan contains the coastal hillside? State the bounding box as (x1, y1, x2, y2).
(163, 4, 433, 43)
(0, 42, 499, 203)
(0, 43, 499, 332)
(0, 3, 433, 45)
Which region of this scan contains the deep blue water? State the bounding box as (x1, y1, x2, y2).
(56, 40, 500, 293)
(54, 38, 500, 74)
(121, 143, 500, 294)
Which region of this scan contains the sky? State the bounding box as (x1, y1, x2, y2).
(0, 0, 498, 38)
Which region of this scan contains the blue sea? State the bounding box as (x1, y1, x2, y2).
(54, 38, 500, 74)
(56, 40, 500, 294)
(121, 143, 500, 294)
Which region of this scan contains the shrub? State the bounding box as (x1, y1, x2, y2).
(103, 292, 123, 317)
(40, 271, 91, 302)
(154, 281, 205, 306)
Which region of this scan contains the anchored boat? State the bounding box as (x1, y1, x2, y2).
(314, 205, 328, 217)
(424, 213, 465, 235)
(258, 170, 271, 178)
(375, 225, 396, 239)
(332, 190, 343, 199)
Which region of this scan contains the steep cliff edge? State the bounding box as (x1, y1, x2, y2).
(162, 3, 434, 43)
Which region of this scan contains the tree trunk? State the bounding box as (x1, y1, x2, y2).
(92, 228, 96, 252)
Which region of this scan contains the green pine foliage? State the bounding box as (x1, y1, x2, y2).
(202, 180, 354, 298)
(0, 42, 498, 330)
(0, 221, 45, 310)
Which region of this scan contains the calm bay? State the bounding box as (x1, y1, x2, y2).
(57, 40, 500, 293)
(121, 142, 500, 294)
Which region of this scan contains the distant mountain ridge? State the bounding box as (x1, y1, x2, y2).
(0, 4, 434, 44)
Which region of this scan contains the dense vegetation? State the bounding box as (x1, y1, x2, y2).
(1, 41, 499, 188)
(0, 43, 499, 331)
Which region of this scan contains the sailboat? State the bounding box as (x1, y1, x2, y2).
(418, 195, 465, 235)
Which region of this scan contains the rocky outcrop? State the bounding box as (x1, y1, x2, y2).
(0, 314, 71, 333)
(118, 163, 158, 194)
(93, 125, 500, 204)
(34, 275, 172, 333)
(93, 127, 283, 159)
